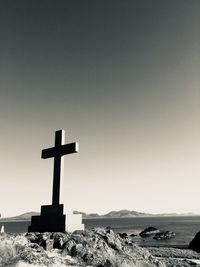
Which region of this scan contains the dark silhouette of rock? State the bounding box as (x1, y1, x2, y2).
(139, 227, 160, 237)
(154, 231, 175, 240)
(189, 232, 200, 252)
(130, 233, 137, 237)
(118, 232, 128, 239)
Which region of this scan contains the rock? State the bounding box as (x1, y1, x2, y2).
(37, 232, 53, 250)
(118, 232, 128, 239)
(154, 231, 175, 240)
(63, 239, 77, 254)
(140, 227, 160, 237)
(25, 232, 39, 243)
(130, 233, 137, 237)
(82, 252, 94, 262)
(28, 242, 45, 252)
(45, 239, 54, 250)
(51, 232, 70, 249)
(26, 232, 54, 251)
(2, 230, 194, 266)
(0, 230, 194, 266)
(96, 228, 122, 251)
(97, 259, 112, 267)
(189, 232, 200, 252)
(39, 238, 54, 251)
(147, 247, 200, 259)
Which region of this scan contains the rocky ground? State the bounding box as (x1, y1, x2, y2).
(0, 229, 199, 267)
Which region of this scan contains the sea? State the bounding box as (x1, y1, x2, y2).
(1, 216, 200, 248)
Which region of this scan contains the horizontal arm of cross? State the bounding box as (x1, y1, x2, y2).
(42, 142, 79, 159)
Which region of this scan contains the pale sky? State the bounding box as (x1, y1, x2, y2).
(0, 0, 199, 217)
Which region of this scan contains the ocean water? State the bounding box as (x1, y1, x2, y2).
(84, 216, 200, 247)
(1, 216, 200, 247)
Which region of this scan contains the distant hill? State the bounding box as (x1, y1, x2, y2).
(103, 209, 151, 218)
(1, 210, 198, 221)
(73, 209, 151, 218)
(75, 210, 199, 218)
(73, 211, 100, 218)
(1, 210, 149, 221)
(0, 212, 39, 222)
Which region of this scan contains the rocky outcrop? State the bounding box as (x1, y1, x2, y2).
(140, 227, 160, 237)
(0, 229, 199, 266)
(130, 233, 137, 237)
(0, 229, 163, 267)
(148, 247, 200, 266)
(139, 228, 175, 240)
(153, 231, 175, 240)
(118, 232, 128, 239)
(26, 228, 162, 266)
(189, 232, 200, 252)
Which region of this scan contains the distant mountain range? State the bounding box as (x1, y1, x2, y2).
(74, 210, 198, 218)
(1, 212, 39, 222)
(0, 210, 198, 222)
(73, 209, 151, 218)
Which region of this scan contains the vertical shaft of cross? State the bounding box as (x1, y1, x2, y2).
(52, 130, 65, 205)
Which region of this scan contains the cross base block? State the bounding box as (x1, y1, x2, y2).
(28, 204, 66, 232)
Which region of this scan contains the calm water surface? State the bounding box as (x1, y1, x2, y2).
(1, 216, 200, 247)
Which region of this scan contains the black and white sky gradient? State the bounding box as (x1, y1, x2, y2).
(0, 0, 199, 216)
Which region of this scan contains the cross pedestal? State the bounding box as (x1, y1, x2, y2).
(28, 204, 65, 232)
(28, 130, 84, 232)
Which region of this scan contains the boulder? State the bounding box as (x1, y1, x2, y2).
(118, 232, 128, 239)
(25, 232, 39, 243)
(63, 239, 77, 254)
(96, 228, 122, 251)
(28, 242, 45, 253)
(139, 227, 160, 237)
(189, 232, 200, 252)
(44, 239, 54, 251)
(51, 232, 70, 249)
(37, 232, 53, 250)
(153, 231, 175, 240)
(130, 233, 137, 237)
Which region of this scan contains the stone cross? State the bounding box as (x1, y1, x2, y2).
(41, 129, 79, 205)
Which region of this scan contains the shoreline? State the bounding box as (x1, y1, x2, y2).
(1, 214, 200, 222)
(0, 216, 198, 250)
(141, 244, 189, 249)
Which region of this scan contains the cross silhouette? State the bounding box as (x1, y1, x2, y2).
(42, 129, 79, 205)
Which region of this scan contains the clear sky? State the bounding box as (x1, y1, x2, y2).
(0, 0, 199, 217)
